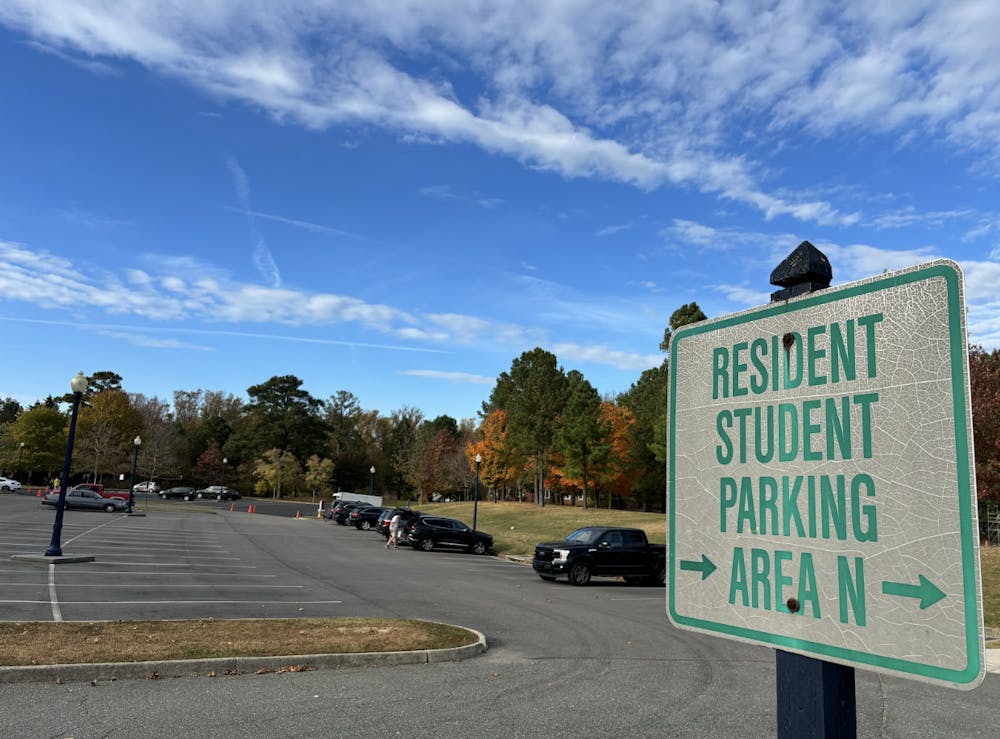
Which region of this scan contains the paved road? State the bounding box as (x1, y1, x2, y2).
(1, 495, 997, 738)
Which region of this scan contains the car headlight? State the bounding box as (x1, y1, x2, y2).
(553, 549, 570, 563)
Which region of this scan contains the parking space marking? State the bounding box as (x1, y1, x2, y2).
(36, 584, 304, 589)
(28, 599, 345, 606)
(62, 515, 125, 546)
(67, 571, 278, 577)
(48, 564, 62, 622)
(95, 562, 262, 577)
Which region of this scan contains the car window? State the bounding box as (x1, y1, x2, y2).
(600, 532, 623, 549)
(622, 530, 645, 546)
(565, 528, 602, 544)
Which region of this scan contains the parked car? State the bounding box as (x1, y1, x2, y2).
(160, 486, 197, 500)
(350, 506, 390, 530)
(133, 481, 161, 493)
(377, 507, 424, 539)
(0, 476, 21, 492)
(196, 485, 241, 500)
(532, 527, 666, 586)
(55, 483, 129, 501)
(332, 500, 372, 525)
(42, 489, 128, 513)
(403, 515, 493, 555)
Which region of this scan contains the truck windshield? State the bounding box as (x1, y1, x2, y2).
(564, 528, 602, 544)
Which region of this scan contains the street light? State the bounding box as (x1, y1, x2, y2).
(16, 442, 24, 481)
(473, 453, 482, 531)
(127, 435, 141, 514)
(45, 371, 88, 557)
(369, 465, 375, 497)
(221, 457, 228, 491)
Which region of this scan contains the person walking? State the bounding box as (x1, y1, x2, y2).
(386, 512, 402, 549)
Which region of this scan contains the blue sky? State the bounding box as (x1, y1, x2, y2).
(2, 2, 1000, 422)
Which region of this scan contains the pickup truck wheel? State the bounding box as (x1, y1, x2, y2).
(471, 541, 487, 555)
(418, 537, 435, 552)
(569, 562, 592, 586)
(648, 564, 666, 587)
(103, 503, 117, 513)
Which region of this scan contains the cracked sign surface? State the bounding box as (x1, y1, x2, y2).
(667, 260, 985, 689)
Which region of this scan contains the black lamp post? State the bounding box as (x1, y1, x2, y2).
(127, 435, 140, 514)
(16, 442, 24, 481)
(46, 371, 88, 557)
(473, 453, 481, 531)
(369, 465, 375, 497)
(221, 456, 228, 491)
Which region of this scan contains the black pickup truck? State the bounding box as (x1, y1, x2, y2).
(532, 527, 666, 586)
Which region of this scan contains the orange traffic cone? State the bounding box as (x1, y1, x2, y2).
(250, 505, 256, 514)
(36, 489, 42, 497)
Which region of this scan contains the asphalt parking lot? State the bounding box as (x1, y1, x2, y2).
(2, 494, 999, 739)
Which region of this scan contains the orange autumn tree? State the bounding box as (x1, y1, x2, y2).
(551, 402, 637, 508)
(467, 410, 519, 497)
(591, 402, 639, 508)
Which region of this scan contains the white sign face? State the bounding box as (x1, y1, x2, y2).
(667, 261, 985, 689)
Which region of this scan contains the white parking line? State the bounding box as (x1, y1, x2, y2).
(29, 584, 304, 589)
(48, 564, 62, 622)
(63, 516, 125, 546)
(21, 599, 344, 605)
(100, 563, 261, 569)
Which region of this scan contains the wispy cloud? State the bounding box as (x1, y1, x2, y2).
(96, 330, 216, 351)
(552, 342, 662, 371)
(227, 207, 369, 241)
(61, 207, 129, 230)
(399, 370, 495, 385)
(871, 207, 975, 230)
(419, 185, 503, 209)
(225, 156, 281, 288)
(596, 223, 632, 237)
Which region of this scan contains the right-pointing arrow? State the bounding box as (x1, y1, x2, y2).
(679, 554, 717, 581)
(882, 574, 946, 609)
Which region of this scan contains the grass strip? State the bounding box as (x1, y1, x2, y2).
(0, 618, 477, 667)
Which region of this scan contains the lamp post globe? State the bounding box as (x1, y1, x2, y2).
(473, 453, 482, 531)
(45, 372, 88, 557)
(127, 435, 141, 514)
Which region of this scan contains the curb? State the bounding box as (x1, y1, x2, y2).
(0, 628, 487, 685)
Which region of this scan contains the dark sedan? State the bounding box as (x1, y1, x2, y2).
(332, 501, 372, 525)
(160, 486, 197, 500)
(350, 506, 391, 530)
(42, 489, 127, 513)
(403, 515, 493, 555)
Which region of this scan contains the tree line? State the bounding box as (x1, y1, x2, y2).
(1, 304, 998, 511)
